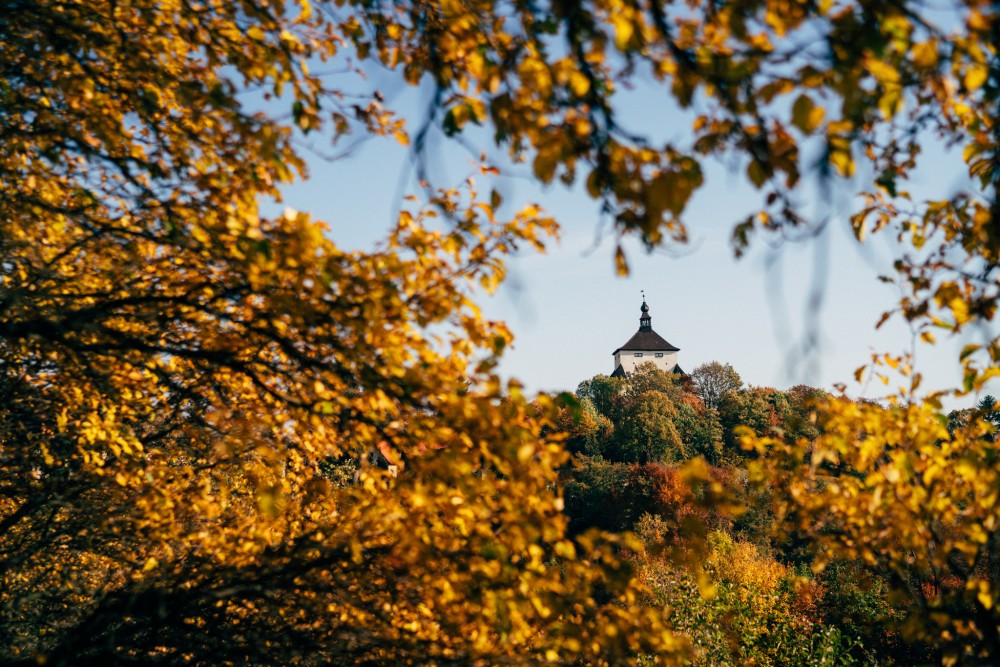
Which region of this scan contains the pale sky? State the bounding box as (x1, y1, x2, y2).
(268, 65, 996, 408)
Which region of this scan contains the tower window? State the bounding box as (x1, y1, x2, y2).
(655, 353, 664, 358)
(634, 353, 643, 357)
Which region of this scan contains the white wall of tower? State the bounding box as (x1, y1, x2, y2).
(613, 350, 678, 375)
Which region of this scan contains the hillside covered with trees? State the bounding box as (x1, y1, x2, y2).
(552, 362, 1000, 665)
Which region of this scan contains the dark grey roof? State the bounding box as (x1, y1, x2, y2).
(672, 363, 685, 375)
(610, 364, 627, 378)
(613, 329, 680, 355)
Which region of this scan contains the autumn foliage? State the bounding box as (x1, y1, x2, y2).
(0, 1, 678, 664)
(5, 0, 1000, 664)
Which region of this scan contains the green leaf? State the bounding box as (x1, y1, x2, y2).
(747, 160, 767, 188)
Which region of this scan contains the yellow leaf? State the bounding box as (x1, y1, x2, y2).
(533, 145, 558, 184)
(950, 297, 970, 325)
(977, 585, 993, 609)
(965, 65, 988, 91)
(568, 70, 590, 97)
(611, 15, 634, 49)
(866, 58, 900, 84)
(911, 40, 938, 68)
(960, 344, 980, 361)
(40, 443, 55, 466)
(829, 148, 855, 177)
(614, 246, 629, 276)
(878, 89, 902, 119)
(963, 141, 984, 164)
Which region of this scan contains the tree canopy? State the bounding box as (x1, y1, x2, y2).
(4, 0, 1000, 664)
(1, 1, 676, 663)
(691, 362, 743, 410)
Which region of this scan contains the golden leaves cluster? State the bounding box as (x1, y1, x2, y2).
(744, 398, 1000, 662)
(340, 0, 996, 270)
(6, 0, 1000, 662)
(0, 1, 684, 663)
(1, 169, 680, 661)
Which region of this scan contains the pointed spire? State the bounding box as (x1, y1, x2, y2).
(639, 294, 652, 331)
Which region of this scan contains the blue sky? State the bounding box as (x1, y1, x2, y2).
(270, 64, 994, 407)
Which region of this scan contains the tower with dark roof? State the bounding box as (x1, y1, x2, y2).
(611, 299, 683, 377)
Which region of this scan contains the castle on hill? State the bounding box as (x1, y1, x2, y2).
(611, 299, 683, 378)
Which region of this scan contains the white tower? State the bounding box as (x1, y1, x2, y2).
(611, 298, 682, 377)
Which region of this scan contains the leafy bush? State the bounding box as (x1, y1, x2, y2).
(636, 531, 870, 666)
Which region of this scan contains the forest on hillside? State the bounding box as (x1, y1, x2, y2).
(551, 362, 1000, 666)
